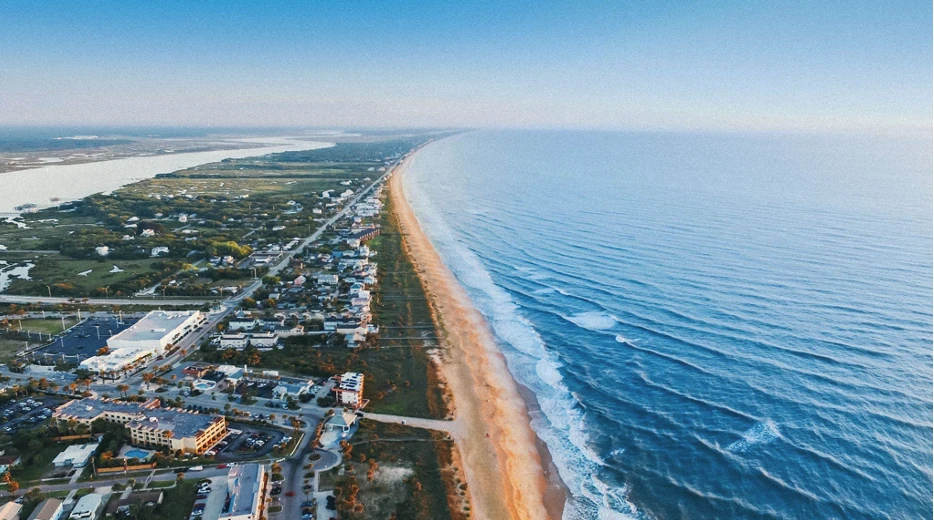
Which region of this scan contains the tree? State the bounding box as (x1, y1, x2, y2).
(7, 480, 19, 493)
(117, 384, 130, 398)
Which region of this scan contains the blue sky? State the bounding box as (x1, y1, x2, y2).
(0, 0, 930, 131)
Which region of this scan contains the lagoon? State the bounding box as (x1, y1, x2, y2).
(0, 137, 332, 214)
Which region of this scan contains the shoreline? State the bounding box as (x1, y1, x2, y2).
(388, 146, 566, 520)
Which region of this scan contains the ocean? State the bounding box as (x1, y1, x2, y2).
(402, 131, 933, 519)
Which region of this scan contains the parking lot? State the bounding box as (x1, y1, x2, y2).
(0, 396, 62, 434)
(30, 316, 139, 365)
(213, 423, 286, 462)
(193, 475, 226, 520)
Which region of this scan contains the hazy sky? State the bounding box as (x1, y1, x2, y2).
(0, 1, 930, 131)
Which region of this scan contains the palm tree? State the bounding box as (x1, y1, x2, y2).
(117, 384, 129, 398)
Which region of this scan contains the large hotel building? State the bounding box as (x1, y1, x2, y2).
(54, 397, 227, 455)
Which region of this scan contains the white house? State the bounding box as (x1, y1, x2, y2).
(151, 246, 169, 257)
(52, 443, 99, 468)
(69, 493, 103, 520)
(325, 410, 358, 433)
(316, 274, 339, 285)
(219, 333, 249, 350)
(228, 317, 258, 331)
(249, 332, 279, 350)
(95, 246, 110, 257)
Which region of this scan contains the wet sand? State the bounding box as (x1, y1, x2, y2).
(389, 149, 564, 520)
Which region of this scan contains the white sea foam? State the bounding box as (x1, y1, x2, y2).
(568, 311, 619, 331)
(726, 420, 781, 453)
(404, 165, 640, 520)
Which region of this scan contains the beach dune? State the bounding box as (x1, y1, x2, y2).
(389, 151, 559, 520)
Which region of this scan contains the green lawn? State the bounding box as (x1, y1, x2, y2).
(0, 337, 29, 363)
(5, 318, 76, 335)
(4, 256, 162, 296)
(154, 480, 198, 520)
(11, 443, 66, 484)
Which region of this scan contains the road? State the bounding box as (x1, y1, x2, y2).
(0, 294, 212, 306)
(230, 170, 390, 304)
(0, 467, 228, 498)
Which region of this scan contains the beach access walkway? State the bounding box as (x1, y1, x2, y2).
(359, 412, 462, 439)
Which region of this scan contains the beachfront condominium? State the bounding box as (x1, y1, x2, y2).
(219, 463, 267, 520)
(334, 371, 365, 408)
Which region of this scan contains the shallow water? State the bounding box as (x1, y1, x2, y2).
(403, 131, 933, 519)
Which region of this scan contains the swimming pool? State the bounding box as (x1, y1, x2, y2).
(193, 380, 216, 391)
(124, 449, 151, 459)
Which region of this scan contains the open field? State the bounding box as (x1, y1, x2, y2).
(4, 317, 77, 335)
(0, 337, 29, 362)
(3, 256, 165, 297)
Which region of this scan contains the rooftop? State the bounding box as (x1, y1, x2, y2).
(109, 310, 199, 343)
(55, 397, 158, 421)
(52, 443, 99, 465)
(127, 408, 223, 439)
(223, 464, 265, 518)
(338, 372, 364, 392)
(25, 498, 62, 520)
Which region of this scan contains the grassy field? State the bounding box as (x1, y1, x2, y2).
(11, 443, 67, 483)
(366, 192, 450, 418)
(4, 256, 163, 296)
(0, 337, 29, 363)
(155, 480, 199, 520)
(5, 318, 77, 335)
(320, 420, 467, 520)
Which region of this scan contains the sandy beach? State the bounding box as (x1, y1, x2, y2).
(389, 148, 563, 520)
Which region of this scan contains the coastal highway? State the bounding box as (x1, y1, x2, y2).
(0, 294, 211, 306)
(230, 167, 392, 303)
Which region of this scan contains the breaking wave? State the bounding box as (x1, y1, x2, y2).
(726, 420, 781, 453)
(403, 167, 639, 520)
